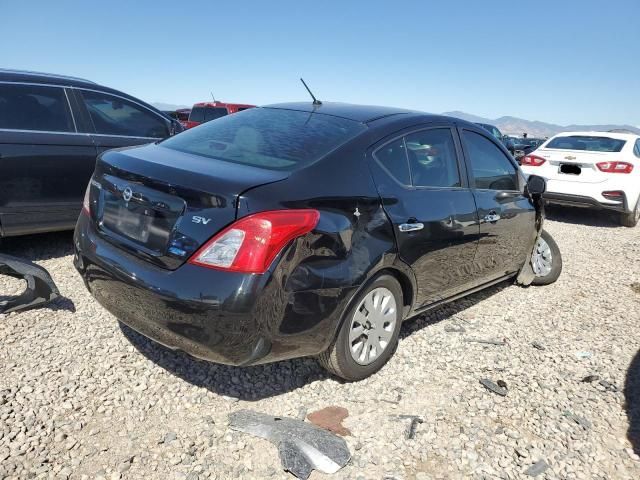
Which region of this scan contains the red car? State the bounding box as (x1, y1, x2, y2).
(184, 101, 255, 129)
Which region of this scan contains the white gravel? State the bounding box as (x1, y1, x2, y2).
(1, 207, 639, 480)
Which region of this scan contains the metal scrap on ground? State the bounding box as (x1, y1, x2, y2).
(0, 254, 59, 314)
(480, 378, 508, 396)
(228, 410, 351, 480)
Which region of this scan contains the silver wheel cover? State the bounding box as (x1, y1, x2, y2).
(532, 236, 553, 277)
(349, 287, 397, 365)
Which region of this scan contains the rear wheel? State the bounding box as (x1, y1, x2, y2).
(531, 230, 562, 286)
(318, 274, 403, 381)
(620, 198, 640, 227)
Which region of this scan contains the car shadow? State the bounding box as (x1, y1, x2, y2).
(545, 205, 622, 228)
(120, 280, 510, 401)
(625, 349, 640, 455)
(0, 231, 74, 261)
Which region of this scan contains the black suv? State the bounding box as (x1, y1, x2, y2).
(0, 69, 183, 238)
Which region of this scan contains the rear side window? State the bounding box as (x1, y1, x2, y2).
(161, 107, 367, 171)
(373, 138, 411, 185)
(203, 107, 228, 122)
(189, 107, 205, 122)
(546, 135, 626, 152)
(634, 139, 640, 158)
(0, 83, 74, 132)
(463, 131, 518, 191)
(81, 90, 169, 138)
(405, 129, 460, 188)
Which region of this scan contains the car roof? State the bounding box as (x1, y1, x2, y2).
(193, 101, 255, 109)
(263, 102, 422, 123)
(551, 131, 639, 141)
(0, 68, 98, 88)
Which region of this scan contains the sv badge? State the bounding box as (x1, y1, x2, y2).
(192, 216, 212, 225)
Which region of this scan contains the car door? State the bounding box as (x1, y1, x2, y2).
(73, 88, 171, 155)
(368, 124, 480, 307)
(459, 127, 536, 283)
(0, 82, 97, 236)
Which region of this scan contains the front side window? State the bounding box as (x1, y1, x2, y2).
(81, 90, 169, 138)
(0, 83, 74, 132)
(161, 107, 367, 171)
(203, 107, 228, 122)
(405, 129, 460, 188)
(463, 131, 518, 191)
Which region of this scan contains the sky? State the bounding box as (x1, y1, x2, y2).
(2, 0, 639, 126)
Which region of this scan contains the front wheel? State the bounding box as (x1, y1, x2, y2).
(317, 274, 403, 381)
(531, 230, 562, 286)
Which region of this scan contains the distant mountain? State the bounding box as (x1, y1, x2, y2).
(152, 102, 190, 112)
(442, 111, 640, 138)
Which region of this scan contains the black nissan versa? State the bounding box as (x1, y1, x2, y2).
(74, 102, 562, 381)
(0, 69, 182, 238)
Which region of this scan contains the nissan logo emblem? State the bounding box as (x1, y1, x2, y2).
(123, 186, 133, 202)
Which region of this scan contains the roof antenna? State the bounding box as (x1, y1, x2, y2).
(210, 91, 216, 103)
(300, 78, 322, 105)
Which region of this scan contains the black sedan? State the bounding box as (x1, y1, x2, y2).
(74, 103, 562, 381)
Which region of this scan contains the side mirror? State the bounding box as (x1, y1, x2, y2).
(526, 174, 546, 196)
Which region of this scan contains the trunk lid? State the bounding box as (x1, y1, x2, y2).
(537, 148, 617, 184)
(90, 143, 289, 269)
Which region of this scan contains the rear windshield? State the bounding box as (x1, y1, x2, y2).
(546, 135, 626, 152)
(203, 107, 228, 122)
(161, 107, 367, 171)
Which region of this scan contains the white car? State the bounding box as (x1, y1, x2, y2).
(520, 131, 640, 227)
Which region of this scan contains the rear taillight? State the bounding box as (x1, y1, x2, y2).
(521, 155, 546, 166)
(596, 161, 633, 174)
(189, 209, 320, 274)
(82, 183, 91, 215)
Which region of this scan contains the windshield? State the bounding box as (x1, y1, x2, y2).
(161, 107, 367, 171)
(546, 135, 626, 152)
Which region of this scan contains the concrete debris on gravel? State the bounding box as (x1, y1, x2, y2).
(1, 209, 640, 479)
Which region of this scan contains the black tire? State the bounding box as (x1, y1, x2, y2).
(620, 198, 640, 227)
(531, 230, 562, 286)
(317, 274, 403, 381)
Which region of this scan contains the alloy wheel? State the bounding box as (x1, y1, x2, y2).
(532, 236, 553, 277)
(348, 287, 397, 365)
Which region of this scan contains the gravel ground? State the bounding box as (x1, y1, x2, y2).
(1, 207, 639, 480)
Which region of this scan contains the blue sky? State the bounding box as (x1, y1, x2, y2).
(3, 0, 639, 126)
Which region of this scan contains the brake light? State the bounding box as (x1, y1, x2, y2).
(521, 155, 546, 166)
(82, 183, 91, 215)
(189, 209, 320, 274)
(596, 161, 633, 174)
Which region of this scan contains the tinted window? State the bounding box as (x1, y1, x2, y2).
(82, 90, 169, 138)
(189, 107, 205, 122)
(0, 83, 74, 132)
(203, 107, 228, 122)
(405, 129, 460, 188)
(634, 139, 640, 158)
(546, 135, 626, 152)
(463, 131, 518, 191)
(161, 107, 367, 171)
(373, 138, 410, 185)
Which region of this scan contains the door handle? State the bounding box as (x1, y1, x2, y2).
(399, 222, 424, 232)
(483, 211, 501, 223)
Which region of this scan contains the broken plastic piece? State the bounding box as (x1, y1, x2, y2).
(480, 378, 508, 396)
(0, 254, 59, 314)
(229, 410, 350, 480)
(581, 375, 600, 383)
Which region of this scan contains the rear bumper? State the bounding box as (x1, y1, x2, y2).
(543, 192, 627, 212)
(73, 214, 355, 366)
